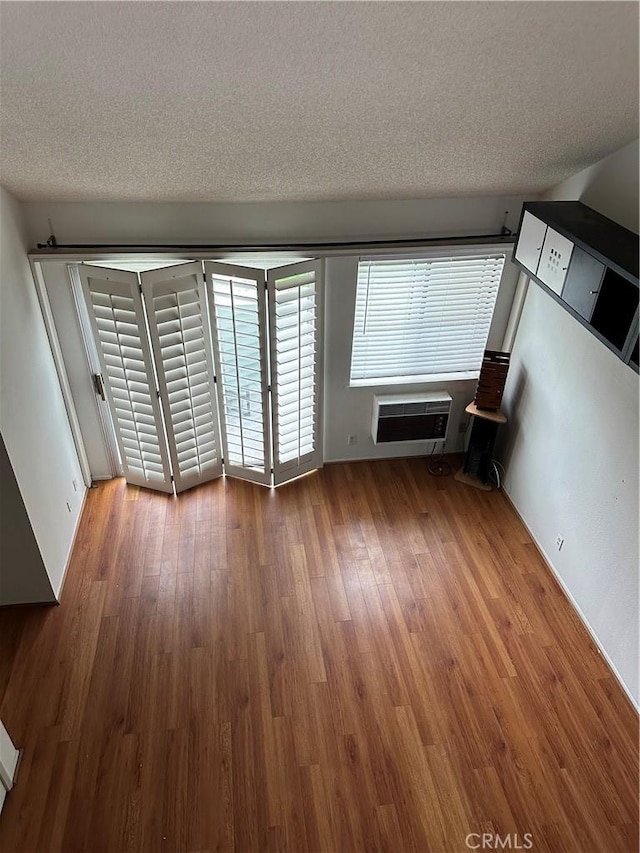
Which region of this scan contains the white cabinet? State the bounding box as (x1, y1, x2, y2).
(537, 227, 574, 295)
(514, 211, 547, 276)
(513, 201, 638, 373)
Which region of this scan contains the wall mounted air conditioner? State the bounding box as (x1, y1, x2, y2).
(371, 392, 452, 444)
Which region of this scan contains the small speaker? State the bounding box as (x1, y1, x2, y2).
(474, 350, 510, 411)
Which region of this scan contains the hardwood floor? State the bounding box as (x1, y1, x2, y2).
(0, 459, 637, 852)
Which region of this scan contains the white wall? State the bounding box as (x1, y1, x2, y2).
(0, 720, 19, 791)
(21, 194, 525, 248)
(0, 718, 19, 815)
(500, 139, 639, 704)
(38, 262, 113, 480)
(542, 137, 639, 234)
(1, 432, 55, 604)
(0, 187, 85, 600)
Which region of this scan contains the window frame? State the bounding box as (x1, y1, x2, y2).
(348, 245, 514, 388)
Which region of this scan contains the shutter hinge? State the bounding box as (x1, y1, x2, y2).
(93, 373, 106, 401)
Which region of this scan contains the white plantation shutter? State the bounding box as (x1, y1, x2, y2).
(205, 263, 271, 485)
(350, 253, 506, 383)
(268, 260, 324, 486)
(141, 263, 223, 493)
(79, 265, 173, 493)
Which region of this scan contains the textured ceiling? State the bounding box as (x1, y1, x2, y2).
(1, 1, 638, 203)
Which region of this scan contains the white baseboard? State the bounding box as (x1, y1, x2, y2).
(502, 487, 638, 712)
(54, 485, 89, 601)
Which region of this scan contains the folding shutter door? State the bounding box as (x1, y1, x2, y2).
(267, 260, 324, 485)
(141, 263, 223, 493)
(79, 265, 173, 493)
(205, 262, 271, 485)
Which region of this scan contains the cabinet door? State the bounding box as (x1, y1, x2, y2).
(561, 246, 605, 320)
(514, 212, 547, 276)
(538, 227, 574, 295)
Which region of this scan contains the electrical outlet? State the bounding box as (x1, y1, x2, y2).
(555, 535, 564, 552)
(72, 479, 78, 492)
(347, 434, 358, 446)
(66, 500, 72, 513)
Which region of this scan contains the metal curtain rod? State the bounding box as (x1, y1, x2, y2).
(34, 230, 514, 253)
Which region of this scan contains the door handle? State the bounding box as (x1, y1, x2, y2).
(93, 373, 106, 401)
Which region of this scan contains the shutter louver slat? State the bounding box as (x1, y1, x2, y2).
(350, 254, 506, 382)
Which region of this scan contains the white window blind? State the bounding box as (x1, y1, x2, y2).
(268, 260, 324, 485)
(350, 254, 506, 383)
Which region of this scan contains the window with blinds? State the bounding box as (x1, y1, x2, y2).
(350, 253, 506, 384)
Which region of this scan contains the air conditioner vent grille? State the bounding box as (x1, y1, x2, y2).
(379, 401, 450, 417)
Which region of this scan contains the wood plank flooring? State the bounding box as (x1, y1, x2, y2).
(0, 459, 637, 852)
